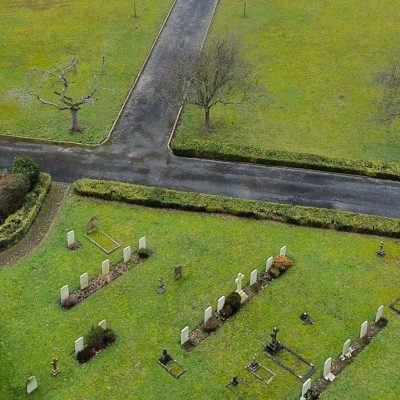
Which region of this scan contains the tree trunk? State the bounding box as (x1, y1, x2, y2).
(70, 108, 82, 133)
(204, 108, 211, 133)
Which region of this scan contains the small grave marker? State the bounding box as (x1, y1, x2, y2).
(300, 378, 311, 400)
(217, 296, 225, 313)
(375, 305, 384, 323)
(123, 246, 132, 262)
(181, 326, 189, 345)
(341, 339, 351, 358)
(60, 285, 69, 302)
(26, 376, 38, 394)
(204, 306, 212, 324)
(250, 269, 258, 286)
(323, 357, 335, 381)
(67, 230, 75, 247)
(266, 256, 273, 272)
(80, 273, 89, 290)
(280, 246, 287, 256)
(360, 321, 368, 339)
(75, 337, 84, 355)
(51, 358, 61, 377)
(139, 236, 147, 250)
(101, 259, 110, 276)
(98, 319, 107, 330)
(174, 265, 183, 280)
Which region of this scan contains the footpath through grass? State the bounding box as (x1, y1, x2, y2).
(0, 0, 173, 144)
(0, 194, 399, 399)
(175, 0, 400, 164)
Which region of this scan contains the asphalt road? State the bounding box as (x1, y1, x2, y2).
(0, 0, 399, 218)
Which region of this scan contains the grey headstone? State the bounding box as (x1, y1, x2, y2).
(301, 378, 311, 399)
(279, 246, 287, 256)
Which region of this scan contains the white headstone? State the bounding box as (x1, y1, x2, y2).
(323, 357, 336, 381)
(280, 246, 287, 256)
(235, 272, 248, 303)
(300, 378, 312, 400)
(75, 337, 84, 354)
(341, 339, 351, 358)
(123, 246, 132, 262)
(266, 256, 273, 272)
(98, 319, 107, 330)
(250, 269, 258, 286)
(360, 320, 368, 339)
(181, 326, 189, 345)
(80, 273, 89, 290)
(67, 230, 75, 247)
(217, 296, 225, 313)
(60, 285, 69, 302)
(139, 236, 147, 250)
(204, 306, 212, 324)
(26, 376, 38, 394)
(375, 305, 384, 323)
(101, 259, 110, 276)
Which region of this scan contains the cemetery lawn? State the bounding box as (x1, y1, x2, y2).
(0, 194, 399, 399)
(175, 0, 400, 164)
(0, 0, 173, 144)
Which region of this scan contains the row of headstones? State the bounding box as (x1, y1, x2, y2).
(26, 320, 108, 394)
(74, 319, 108, 354)
(60, 237, 147, 302)
(300, 305, 385, 400)
(180, 246, 287, 345)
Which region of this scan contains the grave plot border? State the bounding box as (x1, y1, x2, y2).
(60, 251, 152, 310)
(245, 363, 275, 385)
(389, 298, 400, 314)
(158, 359, 186, 379)
(84, 230, 120, 254)
(263, 344, 316, 382)
(225, 377, 257, 400)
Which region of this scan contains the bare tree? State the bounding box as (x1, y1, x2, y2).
(377, 59, 400, 124)
(158, 36, 253, 132)
(9, 58, 110, 133)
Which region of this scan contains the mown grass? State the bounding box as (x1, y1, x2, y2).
(176, 0, 400, 163)
(0, 194, 399, 399)
(0, 0, 173, 143)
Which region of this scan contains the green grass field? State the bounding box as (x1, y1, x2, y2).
(0, 194, 399, 399)
(0, 0, 172, 144)
(176, 0, 400, 163)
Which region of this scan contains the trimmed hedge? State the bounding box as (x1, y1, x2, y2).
(73, 179, 400, 238)
(171, 137, 400, 181)
(0, 173, 51, 251)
